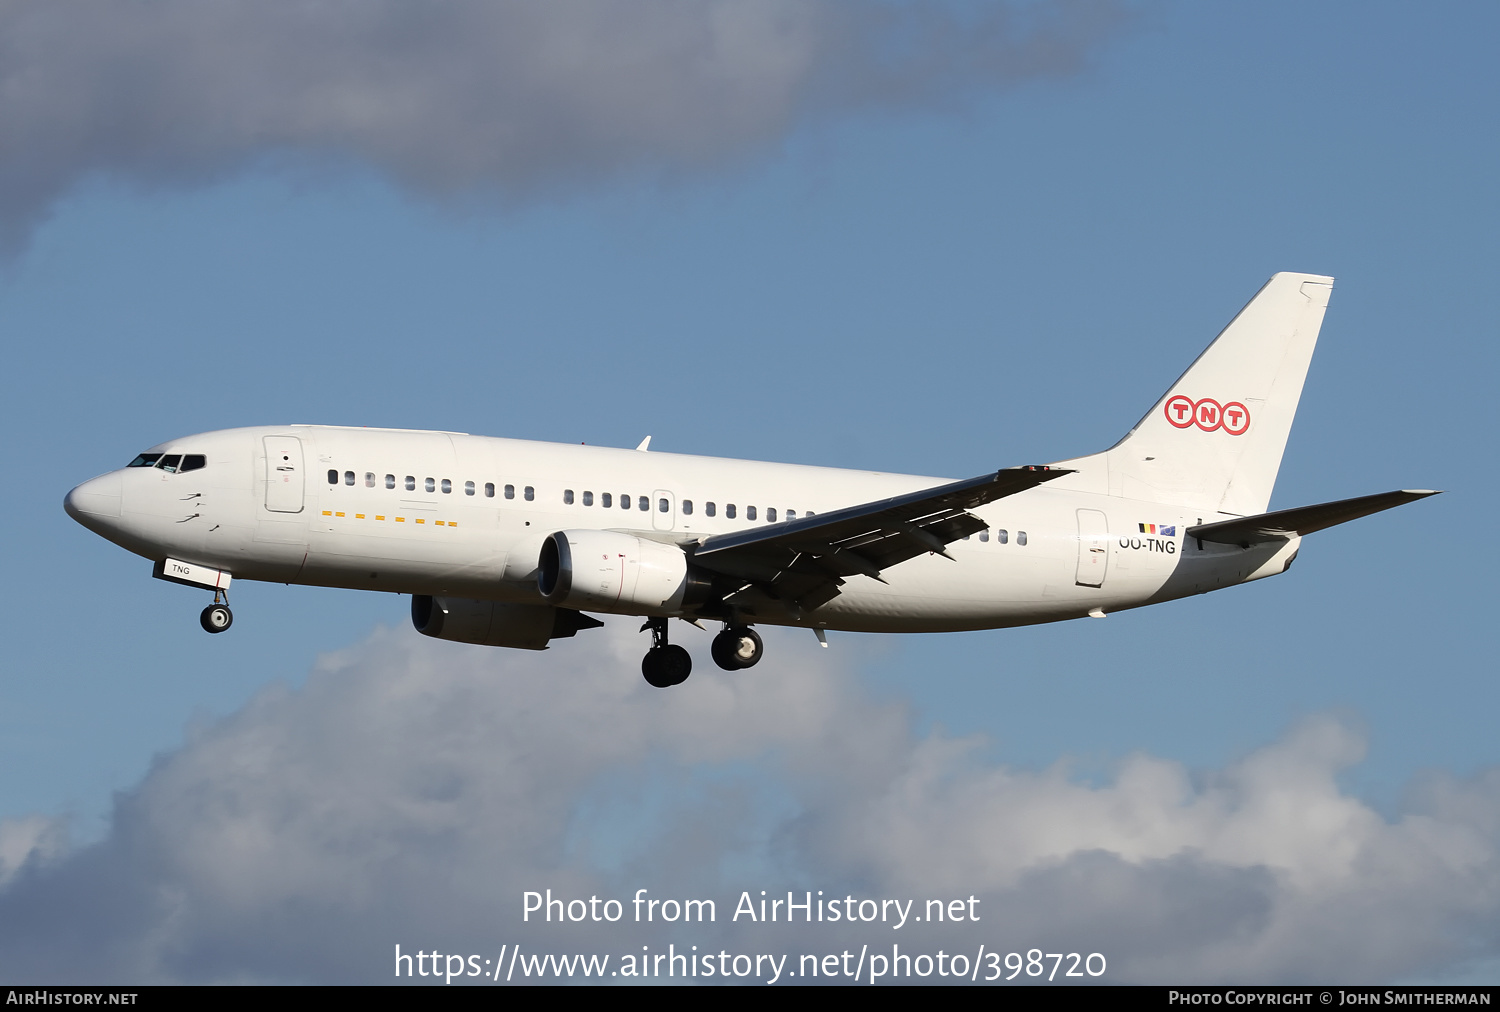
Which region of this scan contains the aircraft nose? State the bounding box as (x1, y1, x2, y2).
(64, 471, 123, 523)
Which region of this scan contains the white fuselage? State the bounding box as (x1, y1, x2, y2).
(65, 424, 1296, 634)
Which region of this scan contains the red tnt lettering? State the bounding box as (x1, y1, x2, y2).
(1222, 401, 1250, 435)
(1164, 395, 1195, 428)
(1194, 398, 1222, 432)
(1167, 396, 1249, 435)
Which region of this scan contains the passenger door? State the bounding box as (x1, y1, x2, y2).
(1075, 509, 1110, 588)
(263, 436, 305, 513)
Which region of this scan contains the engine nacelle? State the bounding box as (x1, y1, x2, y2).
(411, 595, 600, 650)
(538, 529, 709, 615)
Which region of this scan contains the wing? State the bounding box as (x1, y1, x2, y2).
(1186, 489, 1441, 546)
(689, 466, 1072, 613)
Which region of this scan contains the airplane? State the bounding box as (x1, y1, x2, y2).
(64, 272, 1437, 688)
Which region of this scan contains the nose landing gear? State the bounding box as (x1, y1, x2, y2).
(199, 589, 233, 634)
(641, 617, 691, 688)
(711, 626, 763, 670)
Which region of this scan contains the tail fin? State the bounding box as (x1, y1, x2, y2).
(1055, 272, 1333, 516)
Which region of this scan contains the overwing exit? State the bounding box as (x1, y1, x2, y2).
(64, 273, 1439, 687)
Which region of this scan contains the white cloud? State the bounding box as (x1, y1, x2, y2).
(0, 0, 1131, 252)
(0, 814, 66, 890)
(2, 620, 1497, 984)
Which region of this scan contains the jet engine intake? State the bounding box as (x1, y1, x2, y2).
(538, 529, 711, 615)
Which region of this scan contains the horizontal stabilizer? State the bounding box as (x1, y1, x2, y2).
(1187, 489, 1441, 546)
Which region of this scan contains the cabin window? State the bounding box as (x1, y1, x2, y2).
(963, 534, 971, 541)
(786, 510, 796, 520)
(601, 492, 612, 508)
(485, 483, 495, 498)
(524, 486, 534, 501)
(344, 471, 355, 486)
(638, 496, 649, 512)
(563, 489, 574, 505)
(766, 507, 777, 522)
(997, 529, 1008, 544)
(385, 474, 396, 489)
(746, 505, 757, 521)
(365, 472, 376, 488)
(620, 494, 631, 510)
(405, 476, 416, 491)
(441, 479, 452, 494)
(979, 530, 989, 542)
(504, 484, 515, 499)
(705, 502, 716, 517)
(582, 491, 594, 506)
(424, 477, 435, 493)
(726, 504, 737, 519)
(1017, 531, 1028, 546)
(682, 500, 693, 515)
(180, 455, 207, 473)
(465, 481, 475, 496)
(327, 469, 338, 484)
(658, 498, 669, 513)
(128, 453, 163, 468)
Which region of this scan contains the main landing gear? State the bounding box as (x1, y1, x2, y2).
(711, 626, 763, 671)
(641, 617, 691, 688)
(199, 588, 233, 634)
(640, 620, 766, 688)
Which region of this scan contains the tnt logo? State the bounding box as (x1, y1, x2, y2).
(1164, 395, 1250, 435)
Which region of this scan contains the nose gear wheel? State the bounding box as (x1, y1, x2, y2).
(200, 603, 233, 633)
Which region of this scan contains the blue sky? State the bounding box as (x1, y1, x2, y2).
(1, 1, 1496, 984)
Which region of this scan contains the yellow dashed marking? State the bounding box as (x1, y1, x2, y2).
(323, 510, 458, 526)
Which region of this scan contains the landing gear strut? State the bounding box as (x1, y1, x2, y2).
(711, 626, 763, 671)
(199, 588, 233, 634)
(641, 617, 691, 688)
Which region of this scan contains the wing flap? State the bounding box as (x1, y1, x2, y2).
(691, 466, 1071, 609)
(696, 466, 1068, 561)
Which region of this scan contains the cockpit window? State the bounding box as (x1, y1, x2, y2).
(157, 454, 183, 473)
(180, 454, 207, 472)
(127, 453, 162, 468)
